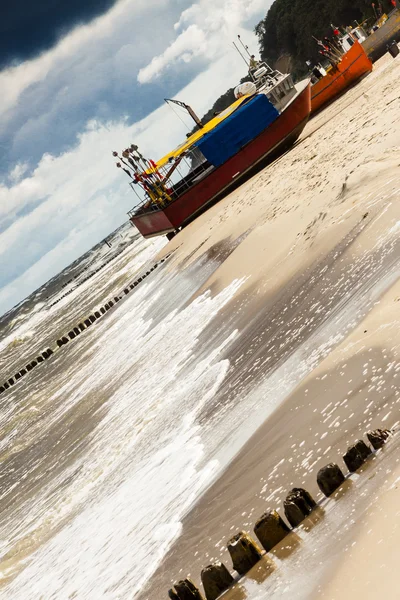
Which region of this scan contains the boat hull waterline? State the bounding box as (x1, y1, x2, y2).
(131, 82, 312, 238)
(311, 41, 373, 114)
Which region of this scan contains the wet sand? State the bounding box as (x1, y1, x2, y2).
(320, 454, 400, 600)
(142, 54, 400, 598)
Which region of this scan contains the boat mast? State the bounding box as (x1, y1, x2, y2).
(237, 35, 252, 58)
(232, 41, 249, 66)
(164, 98, 204, 129)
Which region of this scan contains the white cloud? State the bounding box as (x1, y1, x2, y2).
(174, 4, 202, 31)
(0, 0, 271, 315)
(8, 162, 29, 184)
(138, 0, 268, 84)
(0, 0, 189, 180)
(0, 46, 250, 315)
(138, 24, 207, 84)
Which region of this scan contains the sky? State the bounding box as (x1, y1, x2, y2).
(0, 0, 271, 316)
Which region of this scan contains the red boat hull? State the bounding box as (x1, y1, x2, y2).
(311, 41, 373, 113)
(131, 82, 312, 238)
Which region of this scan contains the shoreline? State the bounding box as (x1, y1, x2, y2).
(140, 53, 400, 599)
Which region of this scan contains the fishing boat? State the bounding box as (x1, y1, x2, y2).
(362, 8, 400, 62)
(120, 63, 311, 239)
(310, 40, 373, 113)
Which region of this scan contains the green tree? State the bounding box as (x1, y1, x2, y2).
(256, 0, 393, 76)
(190, 0, 394, 127)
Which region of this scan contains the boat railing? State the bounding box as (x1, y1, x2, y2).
(250, 62, 280, 84)
(128, 149, 212, 218)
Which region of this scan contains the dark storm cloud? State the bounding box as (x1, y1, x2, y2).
(0, 0, 120, 69)
(0, 0, 205, 179)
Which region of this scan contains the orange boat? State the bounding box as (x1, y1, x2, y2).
(311, 41, 373, 113)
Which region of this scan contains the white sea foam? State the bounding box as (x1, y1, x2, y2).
(2, 188, 399, 599)
(0, 304, 48, 354)
(1, 277, 244, 599)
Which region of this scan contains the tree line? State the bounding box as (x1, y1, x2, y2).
(191, 0, 394, 129)
(256, 0, 394, 75)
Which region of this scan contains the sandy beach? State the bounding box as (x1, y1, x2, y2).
(0, 50, 399, 600)
(140, 53, 400, 599)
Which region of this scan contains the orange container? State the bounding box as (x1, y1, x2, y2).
(311, 41, 373, 113)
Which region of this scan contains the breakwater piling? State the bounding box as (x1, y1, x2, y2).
(227, 532, 262, 575)
(168, 427, 392, 600)
(0, 254, 172, 395)
(201, 563, 234, 600)
(169, 579, 204, 599)
(284, 488, 316, 527)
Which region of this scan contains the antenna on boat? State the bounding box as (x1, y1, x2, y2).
(232, 41, 249, 66)
(237, 35, 252, 58)
(164, 98, 204, 129)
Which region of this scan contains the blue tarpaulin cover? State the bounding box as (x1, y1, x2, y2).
(194, 94, 279, 168)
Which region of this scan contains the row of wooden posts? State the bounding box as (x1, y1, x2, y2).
(0, 348, 54, 393)
(0, 256, 170, 396)
(168, 428, 391, 600)
(55, 259, 161, 346)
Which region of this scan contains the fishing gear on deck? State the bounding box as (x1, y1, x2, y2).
(324, 37, 343, 58)
(122, 150, 138, 171)
(113, 151, 135, 177)
(116, 162, 134, 179)
(313, 36, 343, 67)
(113, 144, 175, 208)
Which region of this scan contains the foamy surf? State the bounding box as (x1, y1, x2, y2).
(0, 274, 245, 599)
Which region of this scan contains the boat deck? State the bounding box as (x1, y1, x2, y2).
(130, 81, 312, 238)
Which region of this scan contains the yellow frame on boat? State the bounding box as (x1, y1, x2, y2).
(152, 94, 252, 170)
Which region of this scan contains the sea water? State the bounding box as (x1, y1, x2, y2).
(0, 208, 399, 598)
(0, 225, 249, 598)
